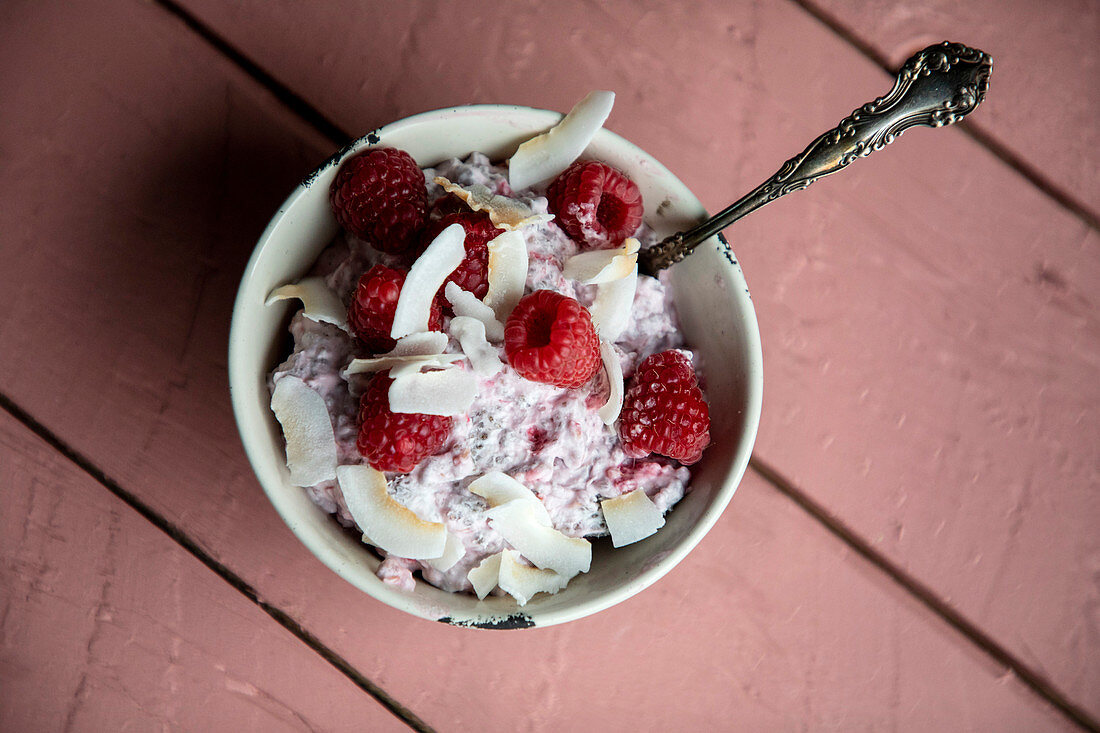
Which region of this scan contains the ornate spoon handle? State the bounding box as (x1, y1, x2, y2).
(639, 41, 992, 275)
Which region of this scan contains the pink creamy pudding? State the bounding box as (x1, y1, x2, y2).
(271, 153, 695, 594)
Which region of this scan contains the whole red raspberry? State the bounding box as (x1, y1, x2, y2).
(330, 147, 428, 253)
(546, 161, 643, 250)
(416, 210, 498, 299)
(348, 264, 443, 354)
(504, 290, 601, 388)
(356, 372, 453, 473)
(428, 193, 468, 221)
(618, 350, 710, 465)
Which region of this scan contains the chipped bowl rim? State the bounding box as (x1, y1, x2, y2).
(229, 104, 763, 629)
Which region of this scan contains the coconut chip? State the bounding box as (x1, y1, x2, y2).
(434, 177, 553, 231)
(342, 353, 462, 380)
(265, 276, 350, 333)
(467, 551, 503, 600)
(383, 361, 428, 380)
(270, 375, 338, 487)
(445, 282, 504, 342)
(342, 332, 461, 380)
(468, 471, 552, 526)
(487, 500, 591, 578)
(483, 230, 529, 323)
(336, 464, 447, 560)
(390, 222, 465, 339)
(598, 340, 625, 425)
(600, 488, 666, 548)
(589, 263, 638, 343)
(449, 316, 503, 377)
(562, 237, 640, 285)
(507, 90, 616, 192)
(390, 331, 450, 356)
(427, 531, 466, 572)
(388, 366, 478, 416)
(497, 550, 569, 606)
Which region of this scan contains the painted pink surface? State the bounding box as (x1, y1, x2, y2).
(0, 0, 1096, 730)
(809, 0, 1100, 221)
(152, 0, 1100, 717)
(0, 411, 408, 733)
(744, 132, 1100, 709)
(173, 0, 1100, 226)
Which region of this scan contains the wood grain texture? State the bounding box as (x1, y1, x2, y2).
(0, 0, 1095, 729)
(0, 413, 409, 733)
(267, 471, 1084, 731)
(156, 0, 1100, 718)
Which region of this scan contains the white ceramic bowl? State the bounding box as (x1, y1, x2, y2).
(229, 105, 763, 629)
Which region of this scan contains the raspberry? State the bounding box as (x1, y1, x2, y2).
(504, 290, 601, 388)
(618, 351, 710, 465)
(546, 161, 643, 249)
(428, 193, 468, 221)
(416, 210, 497, 299)
(330, 147, 428, 253)
(356, 372, 452, 473)
(348, 264, 442, 354)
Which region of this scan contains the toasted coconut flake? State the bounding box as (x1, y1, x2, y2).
(341, 353, 462, 380)
(387, 360, 433, 380)
(601, 488, 666, 548)
(265, 276, 350, 332)
(589, 264, 638, 343)
(468, 551, 503, 600)
(435, 177, 553, 230)
(507, 90, 616, 191)
(342, 333, 460, 379)
(562, 237, 639, 284)
(388, 367, 478, 416)
(598, 340, 625, 425)
(487, 501, 591, 578)
(390, 331, 449, 356)
(270, 375, 338, 487)
(497, 550, 569, 606)
(468, 471, 552, 526)
(483, 230, 528, 322)
(427, 531, 466, 572)
(445, 282, 504, 342)
(390, 223, 465, 339)
(449, 316, 503, 376)
(336, 465, 447, 560)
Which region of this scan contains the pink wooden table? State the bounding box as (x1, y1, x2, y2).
(2, 1, 1097, 730)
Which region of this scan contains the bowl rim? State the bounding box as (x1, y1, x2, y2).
(229, 103, 764, 628)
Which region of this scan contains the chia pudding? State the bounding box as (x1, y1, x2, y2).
(269, 150, 705, 597)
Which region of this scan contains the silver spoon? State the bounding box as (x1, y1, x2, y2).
(638, 41, 992, 275)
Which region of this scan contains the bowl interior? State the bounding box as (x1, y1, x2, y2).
(229, 105, 763, 628)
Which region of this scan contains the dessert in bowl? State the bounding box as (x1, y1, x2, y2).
(229, 98, 762, 628)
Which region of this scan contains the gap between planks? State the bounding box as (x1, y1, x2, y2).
(0, 392, 436, 733)
(155, 0, 1100, 236)
(3, 387, 1097, 732)
(153, 0, 352, 148)
(105, 2, 1099, 729)
(786, 0, 1100, 233)
(749, 456, 1099, 733)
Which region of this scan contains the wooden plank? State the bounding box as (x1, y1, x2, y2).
(5, 423, 1072, 730)
(0, 413, 409, 732)
(151, 0, 1100, 717)
(168, 0, 1100, 225)
(0, 0, 1092, 729)
(801, 0, 1100, 223)
(245, 472, 1084, 731)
